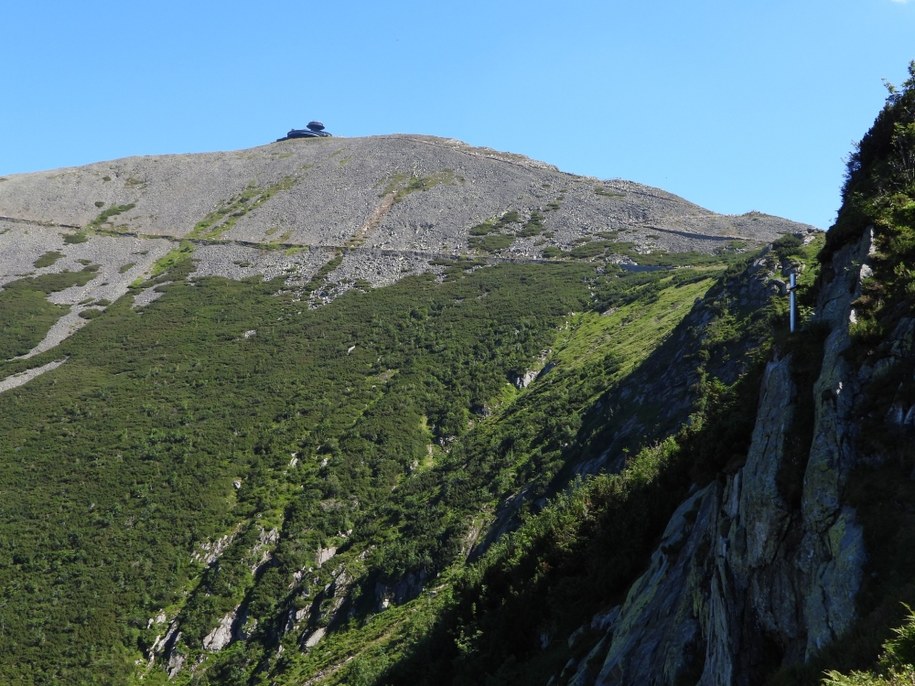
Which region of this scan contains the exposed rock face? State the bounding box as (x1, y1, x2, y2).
(374, 569, 429, 611)
(203, 608, 239, 652)
(562, 231, 875, 684)
(512, 368, 540, 389)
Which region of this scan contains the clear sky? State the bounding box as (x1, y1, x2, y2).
(1, 1, 913, 229)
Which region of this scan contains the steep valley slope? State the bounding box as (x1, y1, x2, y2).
(0, 116, 911, 686)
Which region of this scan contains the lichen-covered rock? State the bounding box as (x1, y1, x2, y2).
(203, 608, 238, 652)
(566, 230, 875, 685)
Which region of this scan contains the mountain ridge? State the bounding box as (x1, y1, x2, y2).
(0, 134, 812, 368)
(0, 134, 812, 243)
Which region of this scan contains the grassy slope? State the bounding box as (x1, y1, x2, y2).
(0, 229, 848, 686)
(0, 241, 751, 685)
(270, 244, 820, 685)
(0, 254, 629, 684)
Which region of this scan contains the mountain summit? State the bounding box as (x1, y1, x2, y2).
(0, 135, 809, 357)
(0, 135, 809, 362)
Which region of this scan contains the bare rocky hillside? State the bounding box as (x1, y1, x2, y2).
(0, 134, 811, 366)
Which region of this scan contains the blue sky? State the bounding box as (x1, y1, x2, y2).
(1, 1, 913, 229)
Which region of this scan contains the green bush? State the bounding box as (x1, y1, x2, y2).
(88, 203, 135, 229)
(469, 232, 514, 253)
(823, 606, 915, 685)
(469, 222, 495, 236)
(827, 61, 915, 261)
(772, 233, 804, 260)
(33, 250, 64, 268)
(63, 232, 88, 244)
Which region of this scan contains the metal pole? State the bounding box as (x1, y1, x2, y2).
(789, 271, 797, 334)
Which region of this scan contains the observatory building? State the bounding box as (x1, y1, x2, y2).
(277, 121, 332, 141)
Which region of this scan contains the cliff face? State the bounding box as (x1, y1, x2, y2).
(557, 63, 915, 686)
(553, 222, 913, 685)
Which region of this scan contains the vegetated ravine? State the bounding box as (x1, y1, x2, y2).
(0, 76, 912, 686)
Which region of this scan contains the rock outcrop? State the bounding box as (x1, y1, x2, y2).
(560, 229, 877, 684)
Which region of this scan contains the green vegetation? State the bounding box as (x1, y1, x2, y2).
(497, 209, 520, 224)
(0, 267, 97, 360)
(304, 250, 344, 295)
(63, 231, 89, 244)
(380, 170, 457, 203)
(88, 203, 136, 229)
(285, 255, 783, 686)
(280, 253, 787, 686)
(0, 231, 758, 685)
(33, 250, 64, 268)
(0, 260, 582, 683)
(147, 241, 195, 279)
(517, 210, 545, 237)
(189, 177, 297, 240)
(469, 232, 514, 253)
(468, 209, 548, 253)
(772, 233, 804, 260)
(566, 239, 621, 259)
(823, 608, 915, 685)
(594, 185, 624, 199)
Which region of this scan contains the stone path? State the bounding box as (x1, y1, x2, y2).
(0, 358, 67, 394)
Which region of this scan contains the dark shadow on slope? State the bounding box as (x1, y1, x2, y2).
(374, 255, 791, 685)
(467, 252, 786, 562)
(378, 359, 769, 686)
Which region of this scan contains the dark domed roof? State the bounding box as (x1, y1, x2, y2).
(275, 120, 332, 142)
